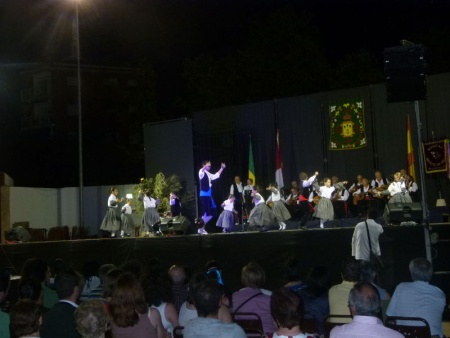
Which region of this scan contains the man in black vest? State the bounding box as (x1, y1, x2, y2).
(198, 160, 226, 234)
(230, 176, 243, 225)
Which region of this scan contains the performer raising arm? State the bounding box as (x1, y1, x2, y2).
(313, 177, 335, 228)
(299, 171, 319, 227)
(198, 160, 226, 235)
(266, 182, 291, 230)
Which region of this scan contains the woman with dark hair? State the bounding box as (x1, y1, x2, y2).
(100, 187, 124, 238)
(21, 258, 58, 310)
(109, 273, 167, 338)
(265, 288, 317, 338)
(9, 299, 41, 338)
(80, 260, 101, 301)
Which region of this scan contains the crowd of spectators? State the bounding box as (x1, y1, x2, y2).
(0, 254, 447, 338)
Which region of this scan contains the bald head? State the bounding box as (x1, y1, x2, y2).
(168, 265, 186, 285)
(348, 282, 381, 317)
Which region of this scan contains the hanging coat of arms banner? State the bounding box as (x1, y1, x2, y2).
(329, 99, 367, 150)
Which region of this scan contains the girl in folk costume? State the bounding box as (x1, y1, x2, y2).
(138, 190, 161, 236)
(216, 194, 237, 233)
(313, 178, 335, 228)
(100, 187, 124, 237)
(266, 182, 291, 230)
(120, 199, 134, 237)
(387, 172, 413, 204)
(248, 186, 278, 228)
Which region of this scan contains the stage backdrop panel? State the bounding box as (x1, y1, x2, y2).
(143, 119, 195, 193)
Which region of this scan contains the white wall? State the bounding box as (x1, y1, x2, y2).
(9, 187, 58, 229)
(5, 184, 137, 235)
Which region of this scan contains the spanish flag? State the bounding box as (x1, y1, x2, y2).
(248, 136, 256, 185)
(407, 114, 416, 180)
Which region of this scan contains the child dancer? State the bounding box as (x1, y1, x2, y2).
(100, 187, 124, 238)
(266, 182, 291, 230)
(248, 186, 277, 228)
(120, 199, 134, 237)
(313, 177, 335, 228)
(170, 192, 181, 217)
(216, 194, 236, 233)
(138, 190, 161, 237)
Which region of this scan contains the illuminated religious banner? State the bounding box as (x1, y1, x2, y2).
(422, 138, 448, 173)
(329, 99, 367, 150)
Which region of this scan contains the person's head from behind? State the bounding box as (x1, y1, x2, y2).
(341, 257, 361, 282)
(205, 260, 224, 285)
(55, 269, 81, 301)
(168, 265, 186, 286)
(360, 260, 377, 284)
(109, 273, 147, 327)
(19, 277, 43, 304)
(305, 266, 330, 297)
(98, 264, 116, 284)
(270, 287, 304, 330)
(10, 299, 41, 338)
(409, 257, 433, 282)
(241, 262, 265, 289)
(348, 282, 381, 317)
(82, 260, 100, 281)
(102, 268, 123, 299)
(187, 273, 208, 305)
(21, 258, 50, 283)
(193, 279, 224, 318)
(75, 299, 109, 338)
(285, 257, 303, 283)
(366, 208, 378, 220)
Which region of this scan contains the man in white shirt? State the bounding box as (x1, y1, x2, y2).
(352, 208, 383, 261)
(230, 176, 243, 225)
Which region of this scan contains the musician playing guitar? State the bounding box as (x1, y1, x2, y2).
(352, 178, 375, 217)
(371, 170, 389, 214)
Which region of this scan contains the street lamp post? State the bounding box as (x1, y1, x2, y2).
(74, 0, 84, 233)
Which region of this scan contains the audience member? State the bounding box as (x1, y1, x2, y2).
(74, 299, 110, 338)
(179, 273, 232, 326)
(265, 287, 317, 338)
(168, 265, 188, 313)
(120, 259, 143, 280)
(142, 265, 179, 337)
(48, 258, 68, 289)
(21, 258, 58, 310)
(80, 261, 101, 302)
(40, 269, 83, 338)
(184, 279, 246, 338)
(9, 299, 41, 338)
(109, 273, 167, 338)
(360, 261, 390, 301)
(88, 264, 116, 300)
(386, 257, 446, 338)
(18, 277, 44, 310)
(0, 269, 11, 338)
(205, 260, 232, 308)
(232, 262, 275, 334)
(328, 257, 361, 323)
(101, 268, 123, 306)
(330, 282, 403, 338)
(284, 257, 306, 293)
(351, 208, 383, 261)
(297, 266, 330, 336)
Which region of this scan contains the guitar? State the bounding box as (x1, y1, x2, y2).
(372, 185, 388, 199)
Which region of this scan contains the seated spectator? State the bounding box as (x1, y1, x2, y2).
(328, 257, 361, 323)
(179, 273, 232, 326)
(284, 257, 306, 293)
(360, 261, 390, 301)
(265, 287, 317, 338)
(330, 282, 403, 338)
(21, 258, 59, 310)
(9, 299, 42, 338)
(297, 266, 330, 336)
(0, 268, 11, 338)
(386, 257, 446, 338)
(101, 268, 123, 306)
(80, 261, 101, 302)
(120, 259, 143, 280)
(205, 260, 232, 307)
(88, 264, 116, 300)
(74, 299, 110, 338)
(109, 273, 167, 338)
(142, 264, 179, 336)
(232, 262, 275, 334)
(40, 269, 83, 338)
(183, 279, 246, 338)
(48, 258, 68, 289)
(168, 265, 188, 313)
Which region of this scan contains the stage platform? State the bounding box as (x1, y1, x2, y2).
(2, 223, 449, 296)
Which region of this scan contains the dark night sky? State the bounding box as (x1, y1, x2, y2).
(2, 0, 450, 110)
